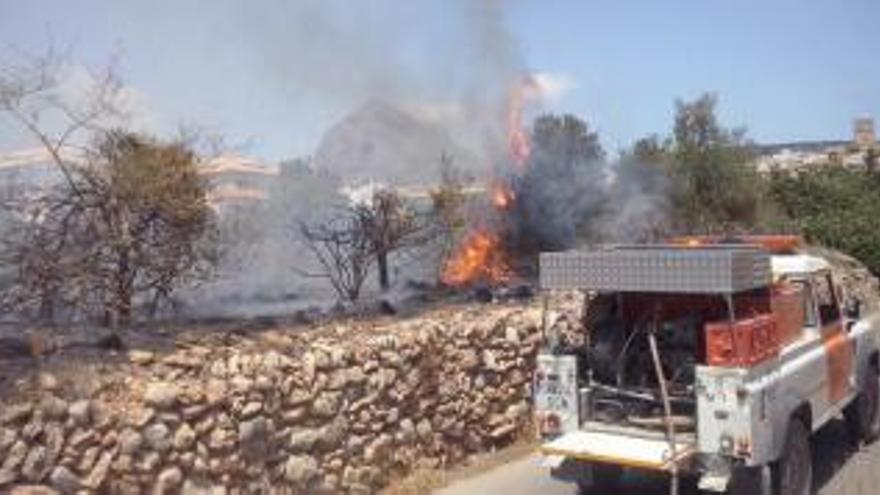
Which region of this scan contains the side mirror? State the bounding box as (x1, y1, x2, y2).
(845, 299, 862, 321)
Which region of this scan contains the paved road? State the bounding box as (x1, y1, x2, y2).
(438, 420, 880, 495)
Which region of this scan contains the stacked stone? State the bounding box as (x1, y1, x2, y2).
(0, 305, 546, 494)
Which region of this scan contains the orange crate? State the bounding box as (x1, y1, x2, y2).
(705, 314, 779, 367)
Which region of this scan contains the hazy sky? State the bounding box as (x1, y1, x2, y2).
(1, 0, 878, 160)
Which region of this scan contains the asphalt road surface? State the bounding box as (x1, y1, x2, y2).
(438, 420, 880, 495)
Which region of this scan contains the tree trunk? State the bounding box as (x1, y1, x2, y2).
(377, 251, 390, 291)
(115, 247, 133, 328)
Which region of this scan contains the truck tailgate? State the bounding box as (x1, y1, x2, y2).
(539, 430, 695, 472)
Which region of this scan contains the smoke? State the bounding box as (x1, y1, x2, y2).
(175, 0, 537, 316)
(601, 159, 671, 242)
(236, 0, 526, 166)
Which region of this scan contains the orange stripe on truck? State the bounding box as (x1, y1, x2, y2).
(822, 323, 854, 403)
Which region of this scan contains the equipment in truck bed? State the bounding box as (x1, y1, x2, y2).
(539, 245, 771, 294)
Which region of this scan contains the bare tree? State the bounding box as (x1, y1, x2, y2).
(296, 186, 428, 301)
(0, 45, 125, 191)
(297, 210, 375, 302)
(0, 48, 217, 327)
(361, 188, 424, 291)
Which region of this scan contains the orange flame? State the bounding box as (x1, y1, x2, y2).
(440, 76, 536, 288)
(507, 77, 536, 168)
(441, 230, 512, 287)
(491, 180, 516, 210)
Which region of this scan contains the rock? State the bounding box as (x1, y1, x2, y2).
(416, 419, 433, 439)
(289, 428, 321, 453)
(21, 445, 47, 481)
(505, 402, 529, 421)
(181, 478, 228, 495)
(0, 467, 15, 486)
(144, 382, 179, 409)
(208, 427, 233, 452)
(281, 407, 306, 424)
(367, 368, 397, 391)
(459, 349, 480, 370)
(67, 401, 91, 426)
(83, 451, 113, 489)
(50, 465, 82, 493)
(316, 417, 347, 452)
(398, 418, 416, 443)
(238, 417, 270, 462)
(311, 392, 341, 418)
(7, 486, 60, 495)
(239, 402, 262, 419)
(286, 389, 312, 407)
(284, 455, 318, 485)
(129, 407, 155, 428)
(22, 415, 45, 440)
(128, 349, 155, 365)
(364, 434, 393, 463)
(0, 427, 16, 452)
(174, 423, 196, 451)
(3, 439, 28, 471)
(77, 446, 100, 473)
(119, 428, 143, 455)
(229, 376, 253, 394)
(2, 402, 33, 424)
(385, 407, 399, 424)
(163, 353, 201, 369)
(182, 404, 209, 421)
(156, 466, 183, 492)
(67, 429, 97, 450)
(43, 423, 64, 466)
(482, 349, 499, 370)
(489, 423, 516, 440)
(143, 422, 172, 452)
(39, 397, 68, 421)
(194, 416, 215, 436)
(254, 375, 273, 391)
(38, 372, 59, 391)
(138, 452, 161, 473)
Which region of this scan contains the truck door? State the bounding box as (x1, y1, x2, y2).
(814, 272, 854, 403)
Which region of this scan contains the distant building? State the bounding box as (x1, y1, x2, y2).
(198, 154, 278, 213)
(854, 117, 875, 149)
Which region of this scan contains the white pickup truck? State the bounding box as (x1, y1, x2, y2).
(534, 240, 880, 495)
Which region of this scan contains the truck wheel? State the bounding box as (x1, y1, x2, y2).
(773, 419, 812, 495)
(844, 362, 880, 444)
(577, 463, 622, 494)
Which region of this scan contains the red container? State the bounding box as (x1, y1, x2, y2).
(705, 314, 780, 367)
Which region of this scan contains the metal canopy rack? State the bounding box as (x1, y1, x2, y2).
(539, 245, 771, 294)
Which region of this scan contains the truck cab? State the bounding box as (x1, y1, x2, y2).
(534, 240, 880, 495)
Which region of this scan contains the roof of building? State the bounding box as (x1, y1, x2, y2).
(199, 154, 278, 177)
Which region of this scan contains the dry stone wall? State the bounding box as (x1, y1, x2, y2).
(0, 303, 560, 494)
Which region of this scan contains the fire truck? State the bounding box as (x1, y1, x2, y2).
(533, 238, 880, 495)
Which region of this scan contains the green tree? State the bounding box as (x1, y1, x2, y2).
(1, 131, 217, 326)
(514, 113, 607, 251)
(770, 166, 880, 275)
(665, 93, 769, 233)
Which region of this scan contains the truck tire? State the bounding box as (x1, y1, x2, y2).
(773, 419, 812, 495)
(844, 362, 880, 445)
(577, 463, 622, 494)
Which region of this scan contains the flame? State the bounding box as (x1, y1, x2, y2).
(507, 76, 538, 168)
(441, 229, 512, 287)
(440, 76, 536, 288)
(491, 180, 516, 210)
